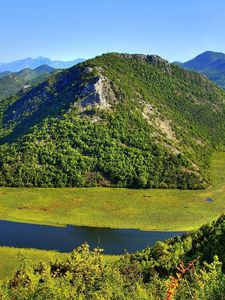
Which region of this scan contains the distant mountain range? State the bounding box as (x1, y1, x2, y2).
(174, 51, 225, 89)
(0, 56, 85, 72)
(0, 65, 57, 100)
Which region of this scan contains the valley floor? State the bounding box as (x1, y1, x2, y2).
(0, 152, 224, 279)
(0, 152, 224, 232)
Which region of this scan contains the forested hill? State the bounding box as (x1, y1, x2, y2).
(0, 53, 224, 188)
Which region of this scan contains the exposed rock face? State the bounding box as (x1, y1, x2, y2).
(77, 68, 117, 110)
(141, 101, 177, 142)
(147, 55, 168, 65)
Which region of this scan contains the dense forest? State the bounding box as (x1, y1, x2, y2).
(0, 214, 225, 299)
(0, 53, 224, 189)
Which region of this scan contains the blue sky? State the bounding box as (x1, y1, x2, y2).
(1, 0, 225, 62)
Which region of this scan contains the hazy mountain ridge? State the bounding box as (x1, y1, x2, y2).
(0, 56, 85, 72)
(0, 65, 58, 101)
(0, 53, 224, 188)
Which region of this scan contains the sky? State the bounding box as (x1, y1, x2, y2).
(1, 0, 225, 63)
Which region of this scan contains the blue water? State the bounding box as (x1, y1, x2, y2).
(0, 220, 184, 254)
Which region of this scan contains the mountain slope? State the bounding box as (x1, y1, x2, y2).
(0, 66, 57, 101)
(0, 56, 85, 72)
(0, 53, 224, 188)
(175, 51, 225, 89)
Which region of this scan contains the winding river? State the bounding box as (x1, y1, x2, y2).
(0, 220, 184, 254)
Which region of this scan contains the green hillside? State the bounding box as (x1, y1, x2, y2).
(0, 53, 224, 189)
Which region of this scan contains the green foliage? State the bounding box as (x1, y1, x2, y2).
(122, 214, 225, 281)
(0, 243, 151, 300)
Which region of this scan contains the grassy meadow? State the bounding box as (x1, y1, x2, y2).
(0, 152, 224, 232)
(0, 247, 65, 280)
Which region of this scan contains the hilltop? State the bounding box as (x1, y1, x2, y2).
(0, 53, 224, 188)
